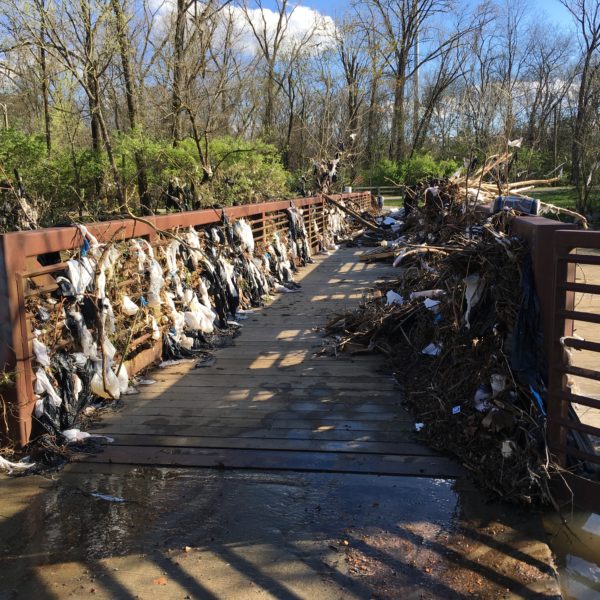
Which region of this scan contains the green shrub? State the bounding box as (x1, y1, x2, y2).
(364, 159, 402, 186)
(400, 153, 458, 186)
(208, 136, 289, 205)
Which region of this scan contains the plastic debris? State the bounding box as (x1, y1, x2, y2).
(32, 337, 51, 367)
(490, 374, 507, 398)
(121, 295, 139, 316)
(423, 298, 441, 312)
(386, 291, 404, 306)
(0, 455, 36, 474)
(62, 428, 114, 443)
(90, 492, 126, 503)
(415, 423, 425, 432)
(463, 273, 485, 329)
(421, 343, 441, 356)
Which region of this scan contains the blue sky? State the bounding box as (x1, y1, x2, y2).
(260, 0, 573, 27)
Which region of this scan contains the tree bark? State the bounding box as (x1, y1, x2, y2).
(111, 0, 150, 213)
(39, 0, 51, 153)
(171, 0, 185, 147)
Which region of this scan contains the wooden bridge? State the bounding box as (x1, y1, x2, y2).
(87, 247, 460, 478)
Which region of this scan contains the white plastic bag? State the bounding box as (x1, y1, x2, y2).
(151, 316, 161, 340)
(117, 364, 129, 394)
(121, 295, 139, 316)
(32, 338, 51, 367)
(147, 259, 164, 307)
(386, 291, 404, 306)
(34, 369, 62, 407)
(90, 364, 121, 400)
(464, 274, 485, 329)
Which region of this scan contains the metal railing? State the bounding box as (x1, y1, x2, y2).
(547, 229, 600, 510)
(0, 192, 372, 446)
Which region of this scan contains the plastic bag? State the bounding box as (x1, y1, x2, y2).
(90, 364, 120, 400)
(116, 364, 129, 394)
(121, 295, 139, 316)
(32, 338, 51, 367)
(147, 259, 164, 307)
(463, 274, 485, 329)
(151, 316, 161, 340)
(67, 257, 94, 299)
(34, 369, 62, 407)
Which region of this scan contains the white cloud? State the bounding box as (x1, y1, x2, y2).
(144, 1, 336, 57)
(223, 3, 337, 55)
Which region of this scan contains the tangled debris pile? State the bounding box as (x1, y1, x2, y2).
(21, 202, 323, 462)
(325, 163, 577, 505)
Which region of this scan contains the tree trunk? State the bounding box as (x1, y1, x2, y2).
(171, 0, 185, 147)
(111, 0, 150, 213)
(263, 65, 275, 138)
(83, 0, 102, 195)
(39, 0, 51, 154)
(571, 52, 591, 195)
(365, 73, 379, 168)
(391, 74, 406, 162)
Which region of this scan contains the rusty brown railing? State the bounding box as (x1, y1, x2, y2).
(0, 192, 372, 447)
(547, 229, 600, 510)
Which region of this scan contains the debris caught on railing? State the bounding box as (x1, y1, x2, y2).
(24, 198, 343, 456)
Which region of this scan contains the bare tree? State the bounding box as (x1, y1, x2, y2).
(560, 0, 600, 211)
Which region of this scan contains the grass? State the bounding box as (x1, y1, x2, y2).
(528, 187, 578, 210)
(381, 187, 579, 210)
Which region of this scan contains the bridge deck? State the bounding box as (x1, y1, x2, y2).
(89, 247, 461, 478)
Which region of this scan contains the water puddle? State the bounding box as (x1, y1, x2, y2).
(545, 510, 600, 599)
(0, 468, 560, 599)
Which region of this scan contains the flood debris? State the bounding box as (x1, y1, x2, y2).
(325, 154, 589, 506)
(20, 201, 323, 468)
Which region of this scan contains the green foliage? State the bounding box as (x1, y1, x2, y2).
(400, 153, 458, 186)
(511, 148, 557, 181)
(364, 159, 402, 186)
(0, 127, 291, 223)
(363, 154, 458, 187)
(0, 128, 46, 176)
(208, 136, 289, 205)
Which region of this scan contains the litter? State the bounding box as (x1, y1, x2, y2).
(0, 455, 36, 473)
(415, 423, 425, 432)
(386, 291, 404, 306)
(61, 428, 114, 444)
(421, 343, 441, 357)
(90, 492, 126, 503)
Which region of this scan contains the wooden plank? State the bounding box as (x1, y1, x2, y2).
(114, 407, 408, 421)
(105, 433, 437, 456)
(91, 425, 415, 443)
(94, 414, 413, 431)
(134, 379, 399, 391)
(119, 400, 403, 413)
(83, 445, 462, 477)
(129, 389, 401, 402)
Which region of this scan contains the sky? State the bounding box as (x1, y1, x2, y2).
(258, 0, 574, 27)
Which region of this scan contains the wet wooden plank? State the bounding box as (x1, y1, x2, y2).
(94, 414, 414, 431)
(92, 425, 416, 443)
(84, 445, 462, 477)
(105, 434, 438, 456)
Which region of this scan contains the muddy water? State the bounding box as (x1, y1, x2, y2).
(0, 468, 559, 599)
(545, 510, 600, 599)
